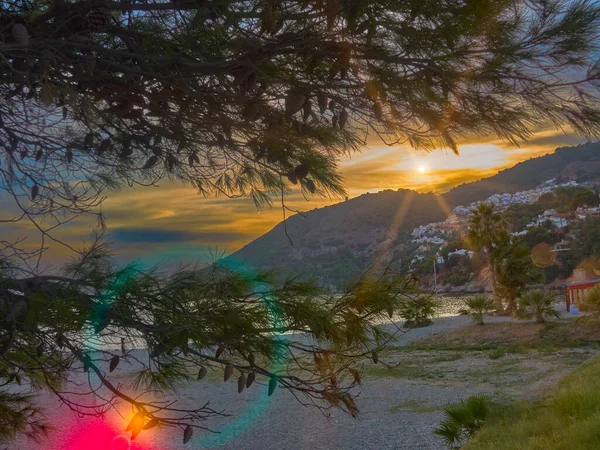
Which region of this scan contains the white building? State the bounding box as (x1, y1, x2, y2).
(448, 249, 474, 259)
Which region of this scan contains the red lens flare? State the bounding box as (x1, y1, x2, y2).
(56, 418, 154, 450)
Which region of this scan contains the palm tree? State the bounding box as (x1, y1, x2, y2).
(496, 242, 544, 315)
(518, 290, 561, 323)
(398, 295, 438, 328)
(459, 294, 496, 325)
(467, 203, 508, 311)
(433, 395, 491, 449)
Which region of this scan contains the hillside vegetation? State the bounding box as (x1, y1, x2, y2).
(227, 143, 600, 287)
(444, 143, 600, 206)
(229, 189, 448, 284)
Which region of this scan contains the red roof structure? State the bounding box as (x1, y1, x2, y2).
(562, 279, 600, 312)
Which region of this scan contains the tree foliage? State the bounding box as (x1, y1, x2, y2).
(433, 394, 491, 449)
(521, 227, 553, 248)
(398, 294, 437, 328)
(468, 205, 544, 313)
(495, 240, 543, 314)
(538, 186, 600, 213)
(517, 289, 560, 323)
(2, 0, 600, 444)
(467, 202, 509, 304)
(0, 243, 419, 443)
(459, 294, 495, 325)
(2, 0, 600, 241)
(446, 271, 470, 286)
(582, 284, 600, 311)
(549, 218, 600, 279)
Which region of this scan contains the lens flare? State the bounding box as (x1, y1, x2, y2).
(532, 242, 556, 268)
(59, 258, 284, 450)
(112, 435, 131, 450)
(57, 418, 151, 450)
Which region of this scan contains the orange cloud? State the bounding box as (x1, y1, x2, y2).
(1, 126, 587, 263)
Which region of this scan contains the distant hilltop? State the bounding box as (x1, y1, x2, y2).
(226, 142, 600, 289)
(443, 143, 600, 207)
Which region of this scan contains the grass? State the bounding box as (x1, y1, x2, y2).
(464, 354, 600, 450)
(369, 320, 600, 390)
(465, 359, 535, 384)
(363, 362, 438, 380)
(432, 352, 464, 362)
(402, 319, 600, 355)
(388, 400, 440, 414)
(488, 346, 507, 360)
(365, 351, 556, 387)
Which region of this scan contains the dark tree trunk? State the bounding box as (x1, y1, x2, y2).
(507, 296, 517, 316)
(486, 248, 503, 314)
(536, 311, 544, 323)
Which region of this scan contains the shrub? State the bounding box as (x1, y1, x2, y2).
(459, 294, 496, 325)
(488, 346, 506, 360)
(582, 285, 600, 312)
(399, 295, 437, 328)
(434, 395, 491, 449)
(446, 272, 470, 286)
(517, 289, 561, 323)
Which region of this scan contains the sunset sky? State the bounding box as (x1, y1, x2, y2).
(3, 127, 586, 265)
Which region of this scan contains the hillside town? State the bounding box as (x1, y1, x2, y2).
(408, 179, 599, 269)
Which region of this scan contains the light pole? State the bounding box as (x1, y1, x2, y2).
(433, 253, 438, 291)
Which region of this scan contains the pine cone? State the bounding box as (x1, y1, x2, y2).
(11, 24, 28, 46)
(285, 91, 305, 118)
(317, 92, 328, 114)
(339, 108, 348, 129)
(84, 56, 96, 75)
(243, 100, 262, 121)
(294, 164, 309, 180)
(303, 99, 312, 121)
(85, 8, 112, 31)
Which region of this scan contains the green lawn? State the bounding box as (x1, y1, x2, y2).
(465, 355, 600, 450)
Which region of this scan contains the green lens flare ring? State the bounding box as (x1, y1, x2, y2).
(84, 258, 285, 448)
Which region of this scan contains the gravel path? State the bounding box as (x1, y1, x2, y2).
(11, 309, 578, 450)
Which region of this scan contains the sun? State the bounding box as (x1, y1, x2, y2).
(418, 165, 427, 174)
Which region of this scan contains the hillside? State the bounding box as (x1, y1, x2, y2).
(226, 142, 600, 287)
(444, 143, 600, 206)
(229, 189, 448, 285)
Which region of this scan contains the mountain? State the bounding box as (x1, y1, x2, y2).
(228, 189, 448, 285)
(443, 143, 600, 206)
(226, 142, 600, 287)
